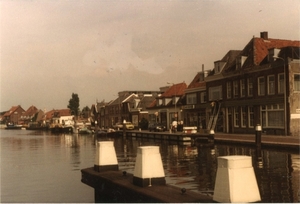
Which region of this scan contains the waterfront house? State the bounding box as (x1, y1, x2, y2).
(147, 82, 187, 129)
(2, 105, 25, 125)
(45, 109, 73, 127)
(19, 105, 40, 125)
(102, 90, 161, 128)
(203, 31, 300, 136)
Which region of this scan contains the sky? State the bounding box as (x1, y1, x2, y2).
(1, 0, 299, 112)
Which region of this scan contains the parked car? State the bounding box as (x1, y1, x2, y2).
(148, 123, 166, 132)
(113, 123, 123, 129)
(113, 122, 135, 130)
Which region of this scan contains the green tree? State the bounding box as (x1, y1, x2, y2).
(68, 93, 80, 117)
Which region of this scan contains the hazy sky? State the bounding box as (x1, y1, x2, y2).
(1, 0, 299, 111)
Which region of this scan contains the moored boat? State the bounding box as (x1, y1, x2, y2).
(5, 122, 23, 130)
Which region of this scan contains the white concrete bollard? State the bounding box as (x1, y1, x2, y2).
(213, 155, 261, 203)
(133, 146, 166, 187)
(94, 141, 119, 172)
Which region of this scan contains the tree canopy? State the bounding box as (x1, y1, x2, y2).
(68, 93, 80, 117)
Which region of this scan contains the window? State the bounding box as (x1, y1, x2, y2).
(234, 107, 240, 127)
(261, 104, 284, 128)
(294, 74, 300, 91)
(157, 99, 163, 106)
(278, 74, 284, 94)
(248, 106, 254, 127)
(227, 82, 232, 99)
(268, 75, 275, 95)
(241, 107, 246, 127)
(164, 98, 171, 106)
(233, 81, 239, 98)
(247, 78, 253, 96)
(200, 92, 206, 103)
(209, 86, 222, 101)
(240, 79, 245, 97)
(258, 77, 265, 96)
(186, 93, 197, 104)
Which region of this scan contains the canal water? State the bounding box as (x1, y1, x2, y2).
(1, 129, 299, 202)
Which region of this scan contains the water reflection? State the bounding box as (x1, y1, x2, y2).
(1, 130, 299, 203)
(112, 137, 299, 203)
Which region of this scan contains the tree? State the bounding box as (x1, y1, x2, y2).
(68, 93, 80, 117)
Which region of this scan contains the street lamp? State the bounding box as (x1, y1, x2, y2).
(273, 56, 287, 136)
(167, 82, 177, 121)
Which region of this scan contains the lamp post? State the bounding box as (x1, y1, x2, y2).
(167, 82, 177, 121)
(273, 56, 287, 136)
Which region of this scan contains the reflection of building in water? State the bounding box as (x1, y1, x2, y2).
(196, 145, 217, 192)
(290, 154, 299, 202)
(210, 145, 299, 202)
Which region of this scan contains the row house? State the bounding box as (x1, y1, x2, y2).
(94, 90, 161, 129)
(44, 109, 73, 126)
(184, 32, 300, 136)
(147, 82, 187, 129)
(19, 105, 44, 125)
(1, 105, 25, 124)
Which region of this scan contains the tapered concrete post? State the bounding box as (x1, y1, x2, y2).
(94, 141, 119, 172)
(213, 155, 261, 203)
(133, 146, 166, 187)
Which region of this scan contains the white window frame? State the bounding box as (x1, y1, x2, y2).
(234, 107, 239, 127)
(186, 93, 197, 105)
(248, 106, 254, 128)
(294, 74, 300, 92)
(233, 81, 239, 98)
(241, 106, 246, 127)
(247, 78, 253, 97)
(240, 79, 245, 97)
(200, 92, 206, 103)
(261, 104, 284, 128)
(268, 75, 275, 95)
(258, 76, 265, 96)
(208, 86, 222, 101)
(227, 82, 232, 99)
(278, 73, 284, 94)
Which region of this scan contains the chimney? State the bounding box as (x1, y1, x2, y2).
(202, 64, 204, 72)
(260, 31, 268, 40)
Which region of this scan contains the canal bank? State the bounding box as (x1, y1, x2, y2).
(113, 130, 299, 151)
(214, 133, 299, 151)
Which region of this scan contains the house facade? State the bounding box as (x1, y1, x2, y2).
(95, 90, 161, 129)
(147, 82, 187, 129)
(2, 105, 25, 124)
(184, 32, 300, 136)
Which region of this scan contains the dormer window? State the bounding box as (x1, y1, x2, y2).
(162, 98, 170, 106)
(236, 56, 247, 70)
(268, 48, 281, 62)
(214, 61, 226, 74)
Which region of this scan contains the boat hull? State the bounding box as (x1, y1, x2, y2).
(50, 126, 73, 133)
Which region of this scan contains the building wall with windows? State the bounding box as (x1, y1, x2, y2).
(289, 59, 300, 136)
(198, 33, 300, 135)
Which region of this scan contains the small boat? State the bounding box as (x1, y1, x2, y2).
(50, 124, 74, 133)
(78, 127, 93, 134)
(5, 122, 23, 130)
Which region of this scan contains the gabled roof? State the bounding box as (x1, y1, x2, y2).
(147, 99, 157, 108)
(22, 105, 38, 117)
(186, 72, 206, 90)
(208, 50, 241, 76)
(3, 105, 25, 117)
(161, 82, 187, 98)
(224, 34, 300, 73)
(45, 109, 72, 120)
